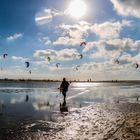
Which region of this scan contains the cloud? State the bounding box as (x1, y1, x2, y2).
(77, 62, 100, 71)
(133, 53, 140, 62)
(33, 60, 49, 66)
(59, 21, 90, 39)
(83, 39, 120, 54)
(82, 38, 140, 68)
(39, 36, 51, 45)
(90, 20, 131, 39)
(83, 38, 140, 53)
(71, 61, 126, 80)
(119, 53, 133, 64)
(38, 20, 131, 47)
(58, 48, 79, 60)
(111, 0, 140, 18)
(56, 20, 131, 43)
(34, 48, 80, 61)
(11, 56, 29, 62)
(34, 49, 57, 60)
(35, 8, 63, 25)
(7, 33, 23, 41)
(53, 36, 84, 46)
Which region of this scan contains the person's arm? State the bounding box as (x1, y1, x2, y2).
(60, 82, 63, 88)
(59, 82, 63, 92)
(67, 82, 70, 87)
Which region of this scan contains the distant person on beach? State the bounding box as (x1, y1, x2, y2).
(60, 78, 69, 101)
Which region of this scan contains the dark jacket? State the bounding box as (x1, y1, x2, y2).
(60, 81, 69, 92)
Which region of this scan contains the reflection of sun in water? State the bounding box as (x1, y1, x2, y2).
(66, 0, 87, 18)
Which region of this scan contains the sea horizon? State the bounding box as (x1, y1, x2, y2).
(1, 78, 140, 83)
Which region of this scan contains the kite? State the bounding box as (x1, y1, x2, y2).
(114, 59, 120, 64)
(76, 65, 80, 70)
(29, 70, 31, 74)
(56, 63, 60, 68)
(25, 61, 30, 68)
(47, 57, 51, 62)
(134, 63, 139, 69)
(3, 54, 8, 58)
(80, 42, 87, 46)
(79, 54, 83, 59)
(1, 54, 8, 70)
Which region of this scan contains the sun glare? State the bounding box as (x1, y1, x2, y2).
(66, 0, 87, 18)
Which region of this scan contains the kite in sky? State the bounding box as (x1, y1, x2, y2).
(79, 54, 83, 59)
(114, 59, 120, 64)
(134, 63, 139, 69)
(56, 63, 60, 68)
(80, 42, 87, 47)
(47, 57, 51, 62)
(29, 70, 31, 74)
(25, 61, 30, 68)
(76, 65, 80, 70)
(3, 54, 8, 59)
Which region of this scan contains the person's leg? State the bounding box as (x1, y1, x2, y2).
(62, 91, 66, 101)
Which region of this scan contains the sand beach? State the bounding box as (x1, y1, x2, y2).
(1, 102, 140, 140)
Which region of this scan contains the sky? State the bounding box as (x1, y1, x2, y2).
(0, 0, 140, 81)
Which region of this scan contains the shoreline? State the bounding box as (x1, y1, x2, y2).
(1, 79, 140, 83)
(2, 102, 140, 140)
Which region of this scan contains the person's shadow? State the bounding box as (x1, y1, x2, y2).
(60, 100, 68, 113)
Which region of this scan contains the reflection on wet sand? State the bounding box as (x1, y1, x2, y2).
(33, 101, 53, 111)
(0, 102, 5, 115)
(60, 100, 68, 113)
(25, 95, 29, 102)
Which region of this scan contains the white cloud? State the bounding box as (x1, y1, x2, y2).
(83, 38, 140, 53)
(53, 36, 84, 46)
(59, 21, 90, 39)
(58, 48, 79, 60)
(34, 49, 57, 60)
(39, 36, 51, 45)
(119, 53, 133, 64)
(37, 20, 131, 47)
(90, 20, 131, 39)
(33, 60, 49, 66)
(7, 33, 23, 41)
(82, 38, 140, 69)
(56, 20, 131, 44)
(34, 48, 80, 61)
(78, 62, 100, 71)
(111, 0, 140, 18)
(11, 56, 29, 62)
(133, 53, 140, 62)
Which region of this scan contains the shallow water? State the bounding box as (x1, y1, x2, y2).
(0, 81, 140, 130)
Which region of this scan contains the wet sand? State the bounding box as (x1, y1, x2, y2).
(1, 102, 140, 140)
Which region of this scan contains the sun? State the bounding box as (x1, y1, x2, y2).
(66, 0, 87, 18)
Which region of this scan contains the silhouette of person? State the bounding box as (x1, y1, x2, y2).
(60, 100, 68, 112)
(60, 78, 69, 101)
(25, 95, 29, 102)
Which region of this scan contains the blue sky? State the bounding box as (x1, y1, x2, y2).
(0, 0, 140, 80)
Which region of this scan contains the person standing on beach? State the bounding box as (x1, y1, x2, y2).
(60, 78, 69, 101)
